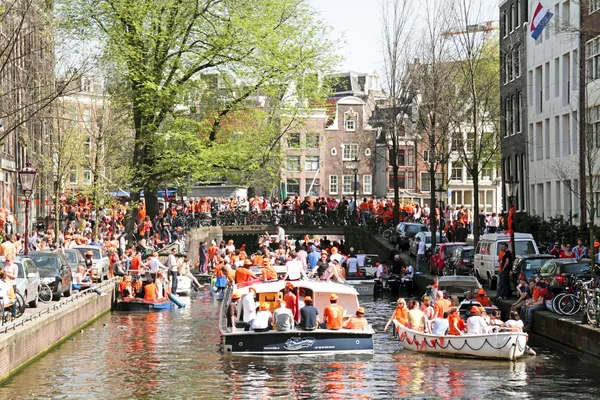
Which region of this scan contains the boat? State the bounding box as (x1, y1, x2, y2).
(209, 276, 225, 301)
(114, 297, 175, 312)
(395, 323, 529, 360)
(344, 276, 380, 296)
(176, 275, 192, 296)
(219, 280, 374, 355)
(431, 275, 499, 316)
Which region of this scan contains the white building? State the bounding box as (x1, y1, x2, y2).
(526, 0, 581, 222)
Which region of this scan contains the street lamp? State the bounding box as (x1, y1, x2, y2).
(504, 175, 518, 247)
(435, 186, 446, 244)
(345, 157, 360, 220)
(18, 160, 38, 256)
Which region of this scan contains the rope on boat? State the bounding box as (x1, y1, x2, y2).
(398, 330, 527, 353)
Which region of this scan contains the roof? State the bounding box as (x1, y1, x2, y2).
(337, 96, 365, 105)
(480, 233, 534, 240)
(438, 275, 482, 289)
(235, 280, 359, 296)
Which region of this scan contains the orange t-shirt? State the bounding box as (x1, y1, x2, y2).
(227, 270, 235, 284)
(448, 314, 462, 335)
(394, 306, 408, 326)
(131, 256, 141, 272)
(262, 266, 277, 281)
(345, 316, 368, 330)
(283, 292, 297, 310)
(324, 304, 345, 330)
(144, 283, 158, 301)
(208, 246, 218, 262)
(252, 255, 264, 266)
(235, 268, 254, 284)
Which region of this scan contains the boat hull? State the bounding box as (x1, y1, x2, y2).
(176, 276, 192, 296)
(396, 324, 528, 360)
(222, 330, 374, 355)
(345, 279, 377, 296)
(115, 298, 175, 312)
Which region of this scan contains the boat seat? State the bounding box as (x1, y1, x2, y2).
(235, 321, 249, 329)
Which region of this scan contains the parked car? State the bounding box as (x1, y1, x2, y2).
(28, 251, 73, 301)
(62, 248, 86, 279)
(409, 232, 447, 257)
(473, 232, 539, 288)
(390, 222, 427, 248)
(510, 254, 554, 287)
(1, 257, 40, 308)
(73, 246, 110, 281)
(428, 242, 467, 275)
(444, 246, 475, 276)
(539, 258, 593, 288)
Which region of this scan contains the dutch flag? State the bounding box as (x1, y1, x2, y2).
(530, 2, 553, 40)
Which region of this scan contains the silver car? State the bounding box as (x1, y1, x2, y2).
(73, 246, 110, 281)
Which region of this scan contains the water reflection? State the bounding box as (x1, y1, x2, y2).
(1, 292, 600, 400)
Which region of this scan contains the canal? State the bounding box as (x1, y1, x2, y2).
(1, 291, 599, 399)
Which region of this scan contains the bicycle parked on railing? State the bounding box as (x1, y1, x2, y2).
(552, 278, 593, 316)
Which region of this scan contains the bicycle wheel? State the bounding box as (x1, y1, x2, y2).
(586, 297, 598, 325)
(382, 229, 392, 241)
(38, 283, 52, 303)
(14, 292, 25, 318)
(557, 294, 580, 316)
(552, 293, 566, 315)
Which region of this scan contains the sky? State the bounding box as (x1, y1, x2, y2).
(309, 0, 499, 75)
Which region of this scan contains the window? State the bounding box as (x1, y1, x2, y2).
(481, 168, 493, 180)
(451, 162, 462, 181)
(592, 0, 600, 14)
(407, 149, 414, 166)
(389, 172, 406, 190)
(342, 144, 359, 160)
(515, 92, 522, 133)
(420, 172, 442, 192)
(305, 179, 320, 197)
(517, 0, 522, 26)
(329, 175, 338, 195)
(398, 149, 405, 166)
(363, 175, 372, 194)
(502, 10, 507, 38)
(407, 172, 414, 190)
(287, 133, 300, 148)
(344, 111, 357, 131)
(306, 133, 319, 148)
(466, 132, 474, 152)
(586, 36, 600, 82)
(504, 52, 510, 84)
(342, 175, 354, 194)
(83, 136, 92, 157)
(286, 156, 300, 171)
(514, 46, 521, 78)
(510, 4, 515, 32)
(83, 169, 92, 185)
(305, 156, 319, 171)
(286, 179, 300, 196)
(69, 167, 78, 184)
(451, 135, 462, 152)
(423, 150, 430, 163)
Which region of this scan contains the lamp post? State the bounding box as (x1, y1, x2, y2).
(18, 161, 39, 256)
(345, 157, 360, 221)
(504, 176, 518, 249)
(435, 186, 446, 245)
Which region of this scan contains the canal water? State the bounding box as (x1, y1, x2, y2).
(1, 291, 599, 399)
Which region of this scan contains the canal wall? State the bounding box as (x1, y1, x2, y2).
(0, 280, 116, 383)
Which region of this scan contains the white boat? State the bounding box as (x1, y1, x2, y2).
(219, 280, 374, 355)
(345, 278, 378, 296)
(176, 275, 192, 296)
(395, 323, 529, 360)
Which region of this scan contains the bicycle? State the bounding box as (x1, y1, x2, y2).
(14, 290, 25, 318)
(38, 282, 52, 304)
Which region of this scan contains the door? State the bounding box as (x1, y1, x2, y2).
(474, 241, 494, 280)
(24, 261, 40, 303)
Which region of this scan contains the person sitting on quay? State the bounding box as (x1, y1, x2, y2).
(384, 298, 408, 332)
(521, 278, 548, 331)
(299, 296, 319, 330)
(73, 265, 106, 296)
(273, 300, 294, 331)
(511, 276, 530, 312)
(320, 293, 344, 330)
(251, 302, 274, 332)
(343, 307, 368, 330)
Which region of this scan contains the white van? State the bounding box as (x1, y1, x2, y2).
(474, 233, 539, 287)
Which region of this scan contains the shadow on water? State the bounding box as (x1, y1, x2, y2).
(1, 290, 600, 399)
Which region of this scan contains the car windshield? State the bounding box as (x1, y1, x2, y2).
(406, 225, 423, 234)
(462, 249, 475, 258)
(524, 259, 547, 271)
(76, 248, 101, 259)
(539, 261, 557, 276)
(65, 251, 80, 265)
(30, 256, 59, 273)
(564, 264, 591, 274)
(444, 245, 462, 257)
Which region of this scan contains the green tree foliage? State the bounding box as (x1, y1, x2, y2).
(57, 0, 336, 219)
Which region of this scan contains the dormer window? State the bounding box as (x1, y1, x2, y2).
(344, 110, 357, 132)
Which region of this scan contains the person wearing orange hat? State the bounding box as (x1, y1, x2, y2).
(283, 281, 297, 312)
(235, 258, 255, 284)
(299, 296, 319, 330)
(320, 293, 345, 330)
(476, 287, 492, 307)
(251, 302, 274, 332)
(226, 291, 242, 332)
(273, 300, 294, 331)
(343, 307, 369, 330)
(466, 306, 489, 334)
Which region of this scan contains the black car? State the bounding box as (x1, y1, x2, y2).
(29, 251, 73, 301)
(444, 246, 475, 276)
(539, 258, 593, 288)
(511, 254, 554, 287)
(390, 222, 427, 249)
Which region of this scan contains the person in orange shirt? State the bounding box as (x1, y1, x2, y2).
(476, 288, 492, 307)
(283, 282, 297, 310)
(384, 298, 408, 332)
(234, 259, 255, 284)
(144, 278, 158, 301)
(320, 293, 345, 330)
(130, 251, 143, 276)
(433, 290, 449, 319)
(344, 307, 369, 330)
(261, 260, 278, 281)
(251, 250, 264, 267)
(447, 307, 463, 335)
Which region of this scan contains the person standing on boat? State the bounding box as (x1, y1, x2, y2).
(346, 253, 359, 277)
(344, 307, 368, 330)
(166, 248, 178, 294)
(276, 225, 286, 249)
(251, 303, 274, 332)
(273, 300, 294, 331)
(242, 287, 258, 329)
(146, 252, 166, 280)
(320, 293, 345, 330)
(226, 291, 241, 332)
(384, 298, 408, 332)
(466, 306, 489, 334)
(282, 251, 307, 281)
(283, 282, 297, 311)
(433, 291, 450, 319)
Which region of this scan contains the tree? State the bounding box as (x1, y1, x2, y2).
(58, 0, 336, 234)
(446, 0, 501, 246)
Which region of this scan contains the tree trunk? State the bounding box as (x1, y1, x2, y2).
(430, 168, 437, 248)
(472, 164, 480, 247)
